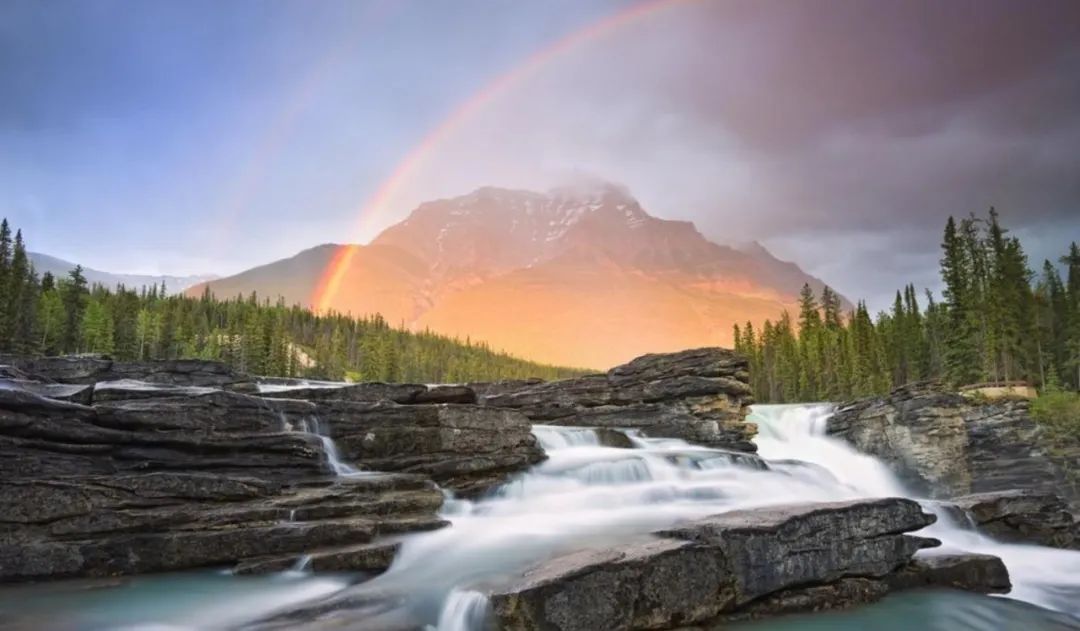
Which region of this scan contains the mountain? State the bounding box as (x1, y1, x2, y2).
(190, 183, 846, 368)
(30, 252, 218, 295)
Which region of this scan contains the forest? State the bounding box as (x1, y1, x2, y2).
(736, 210, 1080, 403)
(0, 219, 585, 383)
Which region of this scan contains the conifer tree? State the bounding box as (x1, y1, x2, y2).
(60, 266, 89, 353)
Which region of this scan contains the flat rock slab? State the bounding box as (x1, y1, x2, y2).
(489, 498, 945, 631)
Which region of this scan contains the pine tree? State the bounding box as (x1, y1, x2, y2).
(0, 219, 12, 345)
(5, 231, 33, 353)
(940, 216, 980, 385)
(60, 266, 89, 353)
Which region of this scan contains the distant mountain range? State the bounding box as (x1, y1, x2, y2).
(190, 183, 847, 368)
(29, 252, 218, 295)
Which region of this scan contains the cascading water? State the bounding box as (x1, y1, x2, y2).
(4, 404, 1078, 630)
(372, 404, 1080, 629)
(279, 412, 364, 477)
(750, 405, 1080, 618)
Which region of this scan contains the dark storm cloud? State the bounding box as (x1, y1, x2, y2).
(431, 0, 1080, 309)
(3, 0, 1077, 310)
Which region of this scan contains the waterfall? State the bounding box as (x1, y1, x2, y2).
(279, 412, 364, 477)
(16, 404, 1078, 629)
(435, 589, 491, 631)
(351, 404, 1080, 629)
(750, 404, 1080, 616)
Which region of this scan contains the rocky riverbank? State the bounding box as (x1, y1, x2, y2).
(0, 356, 543, 582)
(827, 382, 1076, 505)
(2, 351, 1075, 630)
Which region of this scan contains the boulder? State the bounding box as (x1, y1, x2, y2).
(948, 490, 1079, 549)
(481, 348, 756, 452)
(827, 383, 1071, 503)
(489, 499, 942, 630)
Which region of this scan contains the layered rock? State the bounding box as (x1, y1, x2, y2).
(488, 499, 994, 630)
(480, 347, 756, 452)
(827, 383, 1071, 503)
(0, 384, 452, 582)
(1, 355, 255, 390)
(946, 490, 1080, 549)
(260, 382, 478, 405)
(314, 400, 543, 495)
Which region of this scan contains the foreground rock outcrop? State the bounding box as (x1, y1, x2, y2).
(827, 383, 1073, 504)
(945, 490, 1080, 549)
(0, 358, 545, 582)
(488, 499, 1004, 630)
(479, 347, 757, 452)
(242, 498, 1011, 631)
(0, 385, 452, 582)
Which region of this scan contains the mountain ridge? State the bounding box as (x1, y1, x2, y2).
(189, 185, 846, 368)
(30, 252, 218, 295)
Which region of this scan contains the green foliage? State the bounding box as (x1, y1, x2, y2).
(0, 218, 587, 383)
(1031, 390, 1080, 444)
(744, 212, 1080, 403)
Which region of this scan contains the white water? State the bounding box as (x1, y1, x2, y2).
(280, 413, 365, 477)
(353, 403, 1080, 629)
(7, 404, 1078, 630)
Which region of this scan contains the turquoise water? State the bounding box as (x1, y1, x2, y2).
(737, 590, 1080, 630)
(4, 405, 1079, 630)
(0, 570, 353, 630)
(2, 574, 1077, 630)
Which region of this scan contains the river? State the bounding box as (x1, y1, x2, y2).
(2, 404, 1078, 630)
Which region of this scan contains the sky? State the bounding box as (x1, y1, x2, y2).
(3, 0, 1079, 311)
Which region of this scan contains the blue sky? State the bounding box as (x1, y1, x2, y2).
(1, 0, 620, 273)
(3, 0, 1079, 311)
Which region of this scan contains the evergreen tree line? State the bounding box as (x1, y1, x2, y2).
(736, 210, 1080, 402)
(0, 218, 585, 383)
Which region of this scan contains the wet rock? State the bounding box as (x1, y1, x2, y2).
(886, 553, 1011, 593)
(828, 382, 1071, 503)
(261, 382, 479, 406)
(481, 348, 756, 452)
(261, 382, 427, 404)
(492, 539, 735, 631)
(948, 489, 1079, 549)
(90, 379, 219, 403)
(705, 578, 891, 625)
(235, 541, 403, 575)
(316, 400, 544, 495)
(0, 379, 94, 405)
(0, 383, 449, 582)
(594, 427, 636, 449)
(489, 499, 941, 630)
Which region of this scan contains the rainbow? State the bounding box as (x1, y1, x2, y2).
(311, 0, 697, 313)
